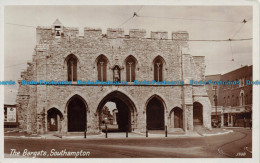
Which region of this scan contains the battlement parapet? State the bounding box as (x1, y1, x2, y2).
(64, 27, 79, 31)
(107, 28, 124, 38)
(36, 26, 51, 30)
(172, 31, 189, 40)
(36, 25, 189, 41)
(84, 27, 102, 39)
(129, 29, 146, 38)
(151, 31, 168, 40)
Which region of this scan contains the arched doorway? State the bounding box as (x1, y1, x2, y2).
(170, 107, 183, 128)
(47, 108, 63, 132)
(193, 102, 203, 125)
(97, 91, 136, 132)
(146, 96, 165, 130)
(67, 95, 87, 132)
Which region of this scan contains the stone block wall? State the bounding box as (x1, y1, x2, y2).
(16, 24, 212, 134)
(151, 31, 168, 40)
(84, 28, 102, 40)
(129, 29, 146, 38)
(172, 31, 189, 40)
(42, 85, 183, 133)
(107, 28, 124, 38)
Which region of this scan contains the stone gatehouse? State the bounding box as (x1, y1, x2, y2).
(16, 19, 212, 134)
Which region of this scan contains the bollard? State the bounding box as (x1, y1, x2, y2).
(105, 125, 108, 138)
(84, 129, 87, 138)
(126, 130, 128, 138)
(146, 128, 148, 137)
(165, 126, 167, 137)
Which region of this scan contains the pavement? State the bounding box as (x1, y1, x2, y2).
(4, 128, 252, 158)
(4, 129, 233, 140)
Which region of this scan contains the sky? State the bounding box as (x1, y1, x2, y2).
(4, 5, 253, 104)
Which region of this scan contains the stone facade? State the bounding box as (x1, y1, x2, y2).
(16, 19, 212, 134)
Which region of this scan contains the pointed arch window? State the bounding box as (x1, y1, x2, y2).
(67, 55, 77, 81)
(97, 56, 107, 81)
(125, 56, 136, 82)
(154, 57, 163, 82)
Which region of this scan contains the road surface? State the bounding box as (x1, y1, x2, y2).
(4, 128, 252, 158)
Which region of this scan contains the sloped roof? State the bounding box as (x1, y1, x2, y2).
(53, 19, 62, 25)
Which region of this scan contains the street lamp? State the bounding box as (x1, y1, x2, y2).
(104, 117, 108, 138)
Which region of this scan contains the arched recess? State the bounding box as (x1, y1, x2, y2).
(95, 54, 109, 81)
(64, 54, 79, 81)
(152, 55, 166, 82)
(125, 55, 138, 82)
(146, 95, 165, 130)
(66, 94, 88, 132)
(47, 108, 63, 132)
(96, 91, 137, 132)
(193, 102, 203, 125)
(169, 107, 183, 128)
(112, 65, 121, 82)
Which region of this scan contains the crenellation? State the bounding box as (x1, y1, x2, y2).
(84, 27, 102, 31)
(129, 29, 146, 38)
(37, 26, 52, 29)
(63, 27, 79, 38)
(172, 31, 189, 40)
(36, 24, 191, 41)
(84, 27, 102, 39)
(151, 31, 168, 40)
(36, 27, 52, 44)
(107, 28, 124, 38)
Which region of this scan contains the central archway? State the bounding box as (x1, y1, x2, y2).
(67, 95, 87, 132)
(97, 91, 137, 132)
(146, 96, 165, 130)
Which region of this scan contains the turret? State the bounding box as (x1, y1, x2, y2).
(51, 19, 64, 38)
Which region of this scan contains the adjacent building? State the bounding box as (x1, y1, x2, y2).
(206, 65, 253, 127)
(219, 65, 252, 127)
